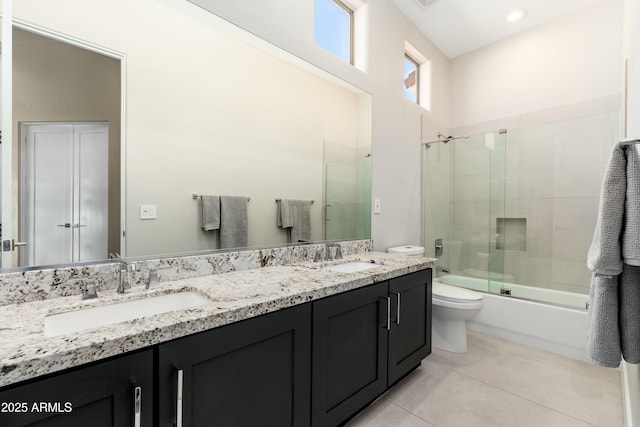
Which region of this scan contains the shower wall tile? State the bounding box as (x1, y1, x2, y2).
(454, 175, 490, 202)
(553, 198, 599, 232)
(554, 166, 603, 199)
(552, 259, 591, 292)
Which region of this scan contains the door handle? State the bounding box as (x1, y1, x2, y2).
(379, 296, 391, 330)
(57, 223, 71, 228)
(176, 369, 184, 427)
(134, 386, 141, 427)
(393, 292, 401, 325)
(72, 224, 87, 228)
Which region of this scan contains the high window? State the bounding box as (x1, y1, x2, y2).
(404, 41, 431, 110)
(404, 55, 419, 103)
(315, 0, 354, 64)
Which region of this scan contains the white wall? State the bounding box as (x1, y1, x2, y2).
(451, 0, 623, 130)
(13, 0, 365, 256)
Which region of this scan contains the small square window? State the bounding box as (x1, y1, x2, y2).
(315, 0, 353, 64)
(404, 55, 419, 104)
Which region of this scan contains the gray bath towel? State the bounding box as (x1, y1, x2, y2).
(587, 142, 640, 367)
(200, 195, 220, 231)
(587, 143, 626, 276)
(220, 196, 248, 249)
(277, 199, 312, 243)
(623, 145, 640, 265)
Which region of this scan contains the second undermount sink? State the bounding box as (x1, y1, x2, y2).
(322, 261, 382, 273)
(44, 291, 212, 337)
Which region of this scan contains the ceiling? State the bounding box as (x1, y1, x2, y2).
(391, 0, 608, 59)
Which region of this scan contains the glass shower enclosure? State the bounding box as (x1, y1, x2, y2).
(423, 111, 621, 309)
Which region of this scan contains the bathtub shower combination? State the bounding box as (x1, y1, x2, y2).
(421, 112, 621, 360)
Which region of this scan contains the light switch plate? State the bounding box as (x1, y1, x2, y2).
(140, 204, 157, 220)
(373, 198, 381, 214)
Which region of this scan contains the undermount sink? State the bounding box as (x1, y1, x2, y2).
(44, 291, 212, 337)
(322, 261, 382, 273)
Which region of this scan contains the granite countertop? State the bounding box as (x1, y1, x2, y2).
(0, 252, 436, 388)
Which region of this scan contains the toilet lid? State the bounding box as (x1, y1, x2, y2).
(433, 282, 483, 302)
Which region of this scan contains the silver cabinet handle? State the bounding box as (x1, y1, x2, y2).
(386, 296, 391, 330)
(177, 369, 184, 427)
(393, 292, 401, 325)
(134, 386, 141, 427)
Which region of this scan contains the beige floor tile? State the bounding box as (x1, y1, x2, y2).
(384, 364, 595, 427)
(427, 333, 623, 426)
(351, 332, 624, 427)
(346, 397, 435, 427)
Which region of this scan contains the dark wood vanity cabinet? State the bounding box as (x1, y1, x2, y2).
(312, 282, 390, 427)
(312, 269, 432, 427)
(388, 269, 432, 385)
(157, 303, 312, 427)
(0, 349, 154, 427)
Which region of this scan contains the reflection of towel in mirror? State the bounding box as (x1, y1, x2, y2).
(587, 142, 640, 368)
(220, 196, 248, 249)
(277, 199, 312, 243)
(200, 195, 220, 231)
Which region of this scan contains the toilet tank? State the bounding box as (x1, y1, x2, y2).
(388, 245, 424, 257)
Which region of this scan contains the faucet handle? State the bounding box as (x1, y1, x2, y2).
(146, 269, 159, 290)
(334, 245, 343, 260)
(82, 279, 98, 300)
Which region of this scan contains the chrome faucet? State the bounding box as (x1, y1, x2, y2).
(82, 279, 98, 300)
(117, 262, 136, 294)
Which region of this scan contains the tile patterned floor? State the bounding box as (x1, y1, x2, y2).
(347, 332, 623, 427)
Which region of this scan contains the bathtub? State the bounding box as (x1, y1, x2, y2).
(434, 274, 589, 362)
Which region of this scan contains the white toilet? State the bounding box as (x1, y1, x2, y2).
(388, 245, 483, 353)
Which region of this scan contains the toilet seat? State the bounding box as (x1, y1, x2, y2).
(433, 282, 483, 303)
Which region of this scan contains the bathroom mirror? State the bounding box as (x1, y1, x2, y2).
(0, 0, 372, 271)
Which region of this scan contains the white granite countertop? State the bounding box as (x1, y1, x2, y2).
(0, 252, 436, 387)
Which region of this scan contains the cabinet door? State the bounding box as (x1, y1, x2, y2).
(158, 303, 311, 427)
(0, 349, 153, 427)
(388, 269, 432, 385)
(312, 283, 389, 427)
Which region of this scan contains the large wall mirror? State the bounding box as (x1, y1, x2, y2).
(0, 0, 372, 271)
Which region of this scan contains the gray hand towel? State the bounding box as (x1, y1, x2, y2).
(587, 142, 626, 276)
(620, 264, 640, 364)
(220, 196, 248, 249)
(623, 145, 640, 265)
(587, 142, 640, 367)
(587, 273, 621, 367)
(200, 195, 220, 231)
(277, 199, 311, 243)
(277, 199, 294, 228)
(290, 200, 312, 243)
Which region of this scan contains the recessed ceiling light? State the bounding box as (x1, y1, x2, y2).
(506, 8, 527, 22)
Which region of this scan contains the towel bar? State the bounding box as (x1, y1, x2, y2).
(193, 193, 251, 201)
(620, 138, 640, 146)
(275, 198, 315, 204)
